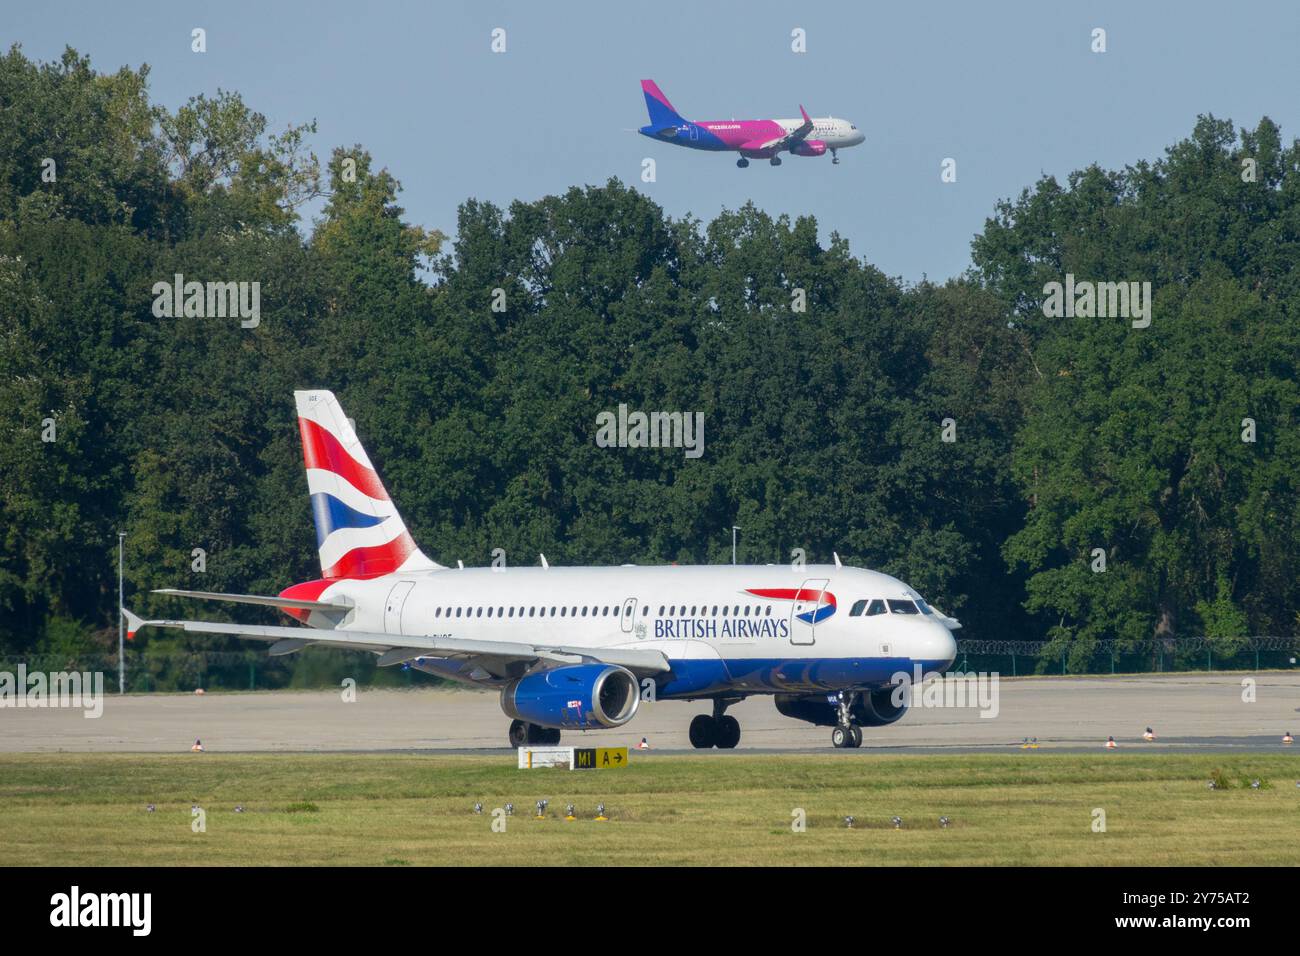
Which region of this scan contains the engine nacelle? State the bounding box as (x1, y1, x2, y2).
(855, 686, 907, 726)
(791, 139, 827, 157)
(775, 688, 908, 727)
(500, 663, 640, 730)
(775, 693, 839, 727)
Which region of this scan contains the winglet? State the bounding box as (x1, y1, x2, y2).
(799, 104, 811, 125)
(122, 607, 147, 640)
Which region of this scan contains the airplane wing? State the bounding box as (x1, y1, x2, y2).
(755, 104, 814, 151)
(122, 608, 671, 679)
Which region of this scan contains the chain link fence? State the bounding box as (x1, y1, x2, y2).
(0, 647, 439, 694)
(2, 637, 1296, 693)
(953, 636, 1299, 676)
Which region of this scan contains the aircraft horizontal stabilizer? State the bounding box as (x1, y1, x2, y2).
(152, 588, 351, 612)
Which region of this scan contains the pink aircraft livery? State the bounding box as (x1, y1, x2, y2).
(638, 79, 865, 168)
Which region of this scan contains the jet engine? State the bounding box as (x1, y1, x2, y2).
(500, 663, 640, 730)
(791, 139, 827, 157)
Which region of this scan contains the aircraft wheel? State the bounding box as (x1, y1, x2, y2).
(508, 719, 530, 748)
(543, 727, 561, 745)
(689, 714, 718, 749)
(848, 726, 863, 748)
(737, 158, 749, 168)
(831, 726, 850, 748)
(770, 156, 782, 166)
(716, 715, 741, 749)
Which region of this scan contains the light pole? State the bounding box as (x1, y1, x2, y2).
(731, 526, 740, 565)
(117, 531, 126, 695)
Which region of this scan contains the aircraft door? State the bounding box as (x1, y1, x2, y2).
(384, 581, 415, 634)
(620, 597, 637, 634)
(789, 577, 829, 646)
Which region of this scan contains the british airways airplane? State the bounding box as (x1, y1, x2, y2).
(637, 79, 865, 168)
(124, 391, 959, 749)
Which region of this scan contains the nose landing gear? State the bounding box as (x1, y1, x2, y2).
(830, 691, 863, 748)
(688, 699, 742, 748)
(830, 148, 840, 165)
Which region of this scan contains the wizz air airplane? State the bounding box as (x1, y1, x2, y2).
(124, 391, 959, 749)
(637, 79, 865, 168)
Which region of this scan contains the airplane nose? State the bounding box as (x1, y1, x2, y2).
(931, 623, 957, 670)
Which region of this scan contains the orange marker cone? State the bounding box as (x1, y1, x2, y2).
(637, 737, 651, 750)
(1284, 732, 1294, 744)
(1104, 736, 1117, 749)
(191, 739, 205, 753)
(1142, 727, 1156, 741)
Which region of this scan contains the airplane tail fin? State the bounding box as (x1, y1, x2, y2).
(641, 79, 685, 128)
(294, 390, 442, 579)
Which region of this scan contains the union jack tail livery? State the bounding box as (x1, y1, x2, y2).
(295, 390, 441, 579)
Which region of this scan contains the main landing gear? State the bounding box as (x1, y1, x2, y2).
(769, 156, 782, 166)
(688, 699, 742, 749)
(508, 719, 560, 748)
(736, 157, 750, 168)
(830, 691, 863, 749)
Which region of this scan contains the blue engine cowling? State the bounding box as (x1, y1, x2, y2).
(500, 663, 640, 730)
(775, 688, 908, 727)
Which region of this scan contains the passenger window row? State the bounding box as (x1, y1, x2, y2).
(435, 605, 630, 619)
(657, 604, 773, 617)
(433, 603, 777, 620)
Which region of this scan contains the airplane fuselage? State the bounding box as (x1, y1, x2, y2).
(285, 563, 956, 699)
(135, 390, 957, 749)
(641, 116, 864, 159)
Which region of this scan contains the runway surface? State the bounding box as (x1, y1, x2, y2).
(4, 672, 1299, 754)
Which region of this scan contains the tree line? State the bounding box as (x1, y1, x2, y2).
(1, 46, 1296, 684)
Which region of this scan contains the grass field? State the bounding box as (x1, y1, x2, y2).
(2, 752, 1297, 865)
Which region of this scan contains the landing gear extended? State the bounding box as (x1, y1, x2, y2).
(688, 699, 742, 749)
(508, 719, 560, 748)
(736, 157, 750, 168)
(831, 691, 863, 749)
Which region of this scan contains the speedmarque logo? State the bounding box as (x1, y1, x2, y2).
(49, 886, 151, 936)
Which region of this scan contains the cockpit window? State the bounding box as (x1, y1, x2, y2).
(914, 598, 934, 615)
(850, 599, 868, 617)
(888, 599, 919, 615)
(865, 599, 887, 616)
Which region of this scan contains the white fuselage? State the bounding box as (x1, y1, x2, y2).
(775, 116, 865, 148)
(305, 563, 956, 698)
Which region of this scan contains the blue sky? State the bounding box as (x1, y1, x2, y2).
(9, 0, 1300, 282)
